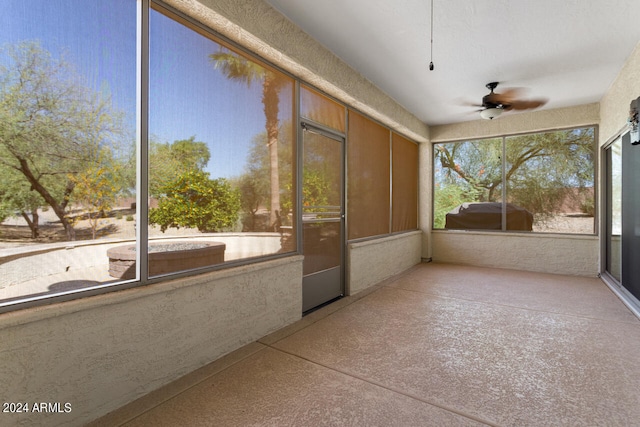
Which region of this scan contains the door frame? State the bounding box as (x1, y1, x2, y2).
(600, 129, 640, 318)
(298, 120, 346, 312)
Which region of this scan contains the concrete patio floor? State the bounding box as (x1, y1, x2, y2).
(91, 263, 640, 426)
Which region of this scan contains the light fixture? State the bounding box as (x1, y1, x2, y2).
(629, 97, 639, 145)
(480, 107, 503, 120)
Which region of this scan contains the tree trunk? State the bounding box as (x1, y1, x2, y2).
(90, 211, 98, 240)
(20, 210, 39, 238)
(268, 137, 280, 229)
(263, 74, 280, 230)
(17, 157, 76, 240)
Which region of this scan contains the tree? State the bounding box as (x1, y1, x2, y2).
(149, 170, 240, 233)
(210, 48, 286, 229)
(432, 182, 470, 229)
(0, 41, 127, 240)
(0, 163, 46, 238)
(234, 121, 295, 232)
(435, 138, 502, 202)
(235, 173, 268, 231)
(148, 136, 210, 197)
(69, 149, 123, 239)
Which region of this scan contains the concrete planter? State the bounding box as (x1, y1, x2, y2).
(107, 241, 226, 279)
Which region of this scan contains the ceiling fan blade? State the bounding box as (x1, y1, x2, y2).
(487, 87, 526, 104)
(508, 98, 548, 110)
(459, 99, 483, 108)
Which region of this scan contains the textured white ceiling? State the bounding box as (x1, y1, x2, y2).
(266, 0, 640, 125)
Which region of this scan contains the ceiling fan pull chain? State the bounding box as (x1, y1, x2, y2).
(429, 0, 434, 70)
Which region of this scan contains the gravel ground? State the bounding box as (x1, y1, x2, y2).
(532, 214, 595, 234)
(0, 208, 202, 249)
(1, 208, 596, 250)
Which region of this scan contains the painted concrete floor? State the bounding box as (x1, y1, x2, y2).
(95, 263, 640, 426)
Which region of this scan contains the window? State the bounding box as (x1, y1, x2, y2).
(146, 6, 296, 278)
(433, 127, 595, 233)
(0, 0, 137, 305)
(300, 85, 345, 132)
(0, 1, 298, 308)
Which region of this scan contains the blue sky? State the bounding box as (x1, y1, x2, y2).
(0, 0, 291, 179)
(149, 9, 270, 178)
(0, 0, 137, 121)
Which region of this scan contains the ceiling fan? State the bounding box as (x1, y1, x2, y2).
(471, 82, 548, 120)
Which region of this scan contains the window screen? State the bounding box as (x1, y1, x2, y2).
(392, 133, 418, 232)
(347, 110, 390, 240)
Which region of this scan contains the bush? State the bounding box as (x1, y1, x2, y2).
(581, 196, 595, 217)
(149, 170, 240, 232)
(433, 183, 474, 229)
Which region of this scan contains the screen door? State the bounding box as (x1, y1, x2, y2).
(300, 123, 344, 312)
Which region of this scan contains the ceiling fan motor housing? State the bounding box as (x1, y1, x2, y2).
(483, 82, 507, 109)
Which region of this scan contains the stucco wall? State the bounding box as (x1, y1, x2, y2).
(0, 256, 302, 426)
(599, 41, 640, 144)
(432, 231, 598, 276)
(430, 103, 600, 142)
(347, 231, 422, 295)
(418, 141, 433, 259)
(427, 104, 600, 273)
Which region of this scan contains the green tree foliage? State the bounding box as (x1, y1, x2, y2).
(149, 136, 210, 197)
(433, 182, 470, 229)
(301, 136, 340, 210)
(435, 138, 502, 202)
(505, 129, 594, 219)
(70, 148, 124, 239)
(236, 123, 294, 231)
(210, 48, 287, 226)
(0, 163, 45, 237)
(0, 41, 128, 240)
(236, 173, 268, 231)
(302, 169, 331, 209)
(149, 170, 240, 233)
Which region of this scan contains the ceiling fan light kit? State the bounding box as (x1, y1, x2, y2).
(480, 107, 503, 120)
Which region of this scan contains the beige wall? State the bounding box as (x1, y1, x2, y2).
(427, 104, 600, 275)
(348, 231, 422, 295)
(432, 231, 598, 276)
(430, 103, 600, 142)
(599, 41, 640, 144)
(419, 142, 433, 259)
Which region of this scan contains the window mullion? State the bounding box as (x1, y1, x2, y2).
(501, 136, 507, 231)
(137, 0, 150, 281)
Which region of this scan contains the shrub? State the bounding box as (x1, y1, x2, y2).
(149, 170, 240, 232)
